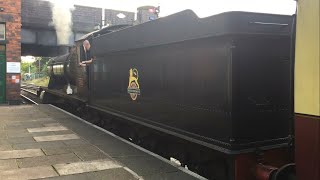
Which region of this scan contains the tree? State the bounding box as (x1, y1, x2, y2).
(21, 56, 51, 80)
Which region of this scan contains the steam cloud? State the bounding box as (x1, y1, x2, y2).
(48, 0, 75, 45)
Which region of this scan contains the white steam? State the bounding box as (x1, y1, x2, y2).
(48, 0, 75, 45)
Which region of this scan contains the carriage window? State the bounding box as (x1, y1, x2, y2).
(0, 24, 5, 40)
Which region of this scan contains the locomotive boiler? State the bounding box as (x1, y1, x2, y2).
(42, 10, 295, 180)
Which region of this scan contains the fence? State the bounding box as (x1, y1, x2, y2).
(23, 73, 45, 81)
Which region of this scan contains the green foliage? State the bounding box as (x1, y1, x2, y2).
(21, 62, 30, 74)
(21, 56, 51, 82)
(21, 57, 50, 75)
(42, 64, 48, 76)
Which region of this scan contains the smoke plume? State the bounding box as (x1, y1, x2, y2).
(48, 0, 75, 45)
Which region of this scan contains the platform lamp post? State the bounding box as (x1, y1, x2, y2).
(37, 57, 41, 78)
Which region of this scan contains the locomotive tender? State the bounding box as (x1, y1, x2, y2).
(44, 10, 295, 180)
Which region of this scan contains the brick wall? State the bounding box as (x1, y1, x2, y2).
(21, 0, 52, 29)
(104, 9, 134, 26)
(0, 0, 22, 104)
(22, 0, 102, 33)
(73, 5, 102, 32)
(136, 6, 158, 24)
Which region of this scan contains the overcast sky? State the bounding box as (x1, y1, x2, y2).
(22, 0, 296, 60)
(74, 0, 296, 17)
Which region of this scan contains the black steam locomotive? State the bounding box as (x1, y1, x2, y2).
(43, 10, 295, 180)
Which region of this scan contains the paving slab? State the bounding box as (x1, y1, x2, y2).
(34, 134, 80, 142)
(6, 137, 36, 144)
(96, 141, 148, 158)
(72, 147, 111, 161)
(0, 166, 58, 180)
(0, 159, 18, 171)
(28, 126, 68, 133)
(12, 117, 56, 122)
(53, 130, 76, 135)
(6, 131, 56, 138)
(40, 168, 139, 180)
(42, 147, 73, 156)
(38, 173, 98, 180)
(4, 124, 45, 130)
(143, 171, 204, 180)
(113, 155, 179, 176)
(0, 144, 13, 151)
(0, 149, 44, 160)
(17, 153, 81, 168)
(0, 139, 10, 145)
(5, 122, 45, 127)
(62, 139, 90, 146)
(12, 141, 67, 150)
(3, 129, 28, 134)
(53, 159, 122, 176)
(0, 104, 204, 180)
(44, 123, 61, 127)
(92, 168, 140, 180)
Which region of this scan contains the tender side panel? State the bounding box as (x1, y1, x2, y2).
(90, 37, 232, 144)
(232, 35, 292, 143)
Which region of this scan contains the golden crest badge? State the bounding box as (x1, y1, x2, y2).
(127, 68, 140, 100)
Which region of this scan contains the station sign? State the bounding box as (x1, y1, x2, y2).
(7, 62, 21, 73)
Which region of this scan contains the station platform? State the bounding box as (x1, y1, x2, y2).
(0, 104, 206, 180)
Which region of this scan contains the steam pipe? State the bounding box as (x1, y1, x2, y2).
(254, 163, 296, 180)
(255, 163, 278, 180)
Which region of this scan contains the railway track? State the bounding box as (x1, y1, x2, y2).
(20, 83, 41, 105)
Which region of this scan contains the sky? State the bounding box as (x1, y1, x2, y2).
(74, 0, 296, 17)
(22, 0, 296, 61)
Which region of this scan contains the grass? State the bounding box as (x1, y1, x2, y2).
(23, 76, 50, 87)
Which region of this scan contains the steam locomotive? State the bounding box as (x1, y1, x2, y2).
(42, 10, 295, 180)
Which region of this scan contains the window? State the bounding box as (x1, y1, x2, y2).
(0, 24, 5, 40)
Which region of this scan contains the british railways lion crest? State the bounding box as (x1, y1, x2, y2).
(127, 68, 140, 100)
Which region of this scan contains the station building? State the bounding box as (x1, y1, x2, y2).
(0, 0, 22, 105)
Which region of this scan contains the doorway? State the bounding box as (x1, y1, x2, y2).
(0, 45, 6, 103)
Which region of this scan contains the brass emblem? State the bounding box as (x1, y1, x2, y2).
(127, 68, 140, 100)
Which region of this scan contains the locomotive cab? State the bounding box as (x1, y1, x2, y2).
(45, 25, 132, 102)
(46, 48, 77, 94)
